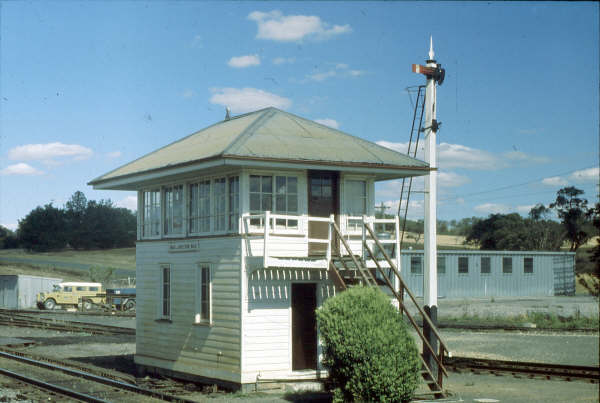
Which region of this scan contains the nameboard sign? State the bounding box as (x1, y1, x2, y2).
(168, 241, 200, 253)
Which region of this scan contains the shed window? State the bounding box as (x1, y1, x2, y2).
(189, 180, 211, 233)
(481, 257, 491, 274)
(437, 256, 446, 274)
(410, 256, 423, 274)
(195, 265, 211, 324)
(503, 257, 513, 274)
(458, 257, 469, 274)
(142, 190, 161, 237)
(524, 257, 534, 274)
(345, 180, 367, 231)
(160, 265, 171, 318)
(164, 185, 184, 235)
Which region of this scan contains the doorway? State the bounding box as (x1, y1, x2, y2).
(308, 171, 339, 255)
(291, 283, 317, 370)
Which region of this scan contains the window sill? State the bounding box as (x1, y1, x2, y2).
(193, 321, 212, 327)
(155, 318, 172, 323)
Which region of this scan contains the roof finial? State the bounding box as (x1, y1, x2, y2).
(429, 36, 435, 61)
(225, 107, 231, 121)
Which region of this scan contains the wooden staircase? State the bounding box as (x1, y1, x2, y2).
(327, 221, 449, 398)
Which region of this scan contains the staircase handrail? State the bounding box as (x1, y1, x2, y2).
(362, 222, 449, 356)
(330, 221, 376, 286)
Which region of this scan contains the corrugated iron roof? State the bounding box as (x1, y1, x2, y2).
(89, 107, 429, 187)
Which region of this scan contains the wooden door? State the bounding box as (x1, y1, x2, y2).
(291, 283, 317, 371)
(308, 171, 338, 256)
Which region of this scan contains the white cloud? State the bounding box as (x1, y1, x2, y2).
(314, 118, 339, 129)
(0, 163, 44, 176)
(516, 205, 535, 214)
(106, 151, 122, 159)
(380, 199, 424, 219)
(248, 10, 351, 42)
(474, 203, 512, 214)
(542, 176, 568, 186)
(305, 63, 366, 82)
(8, 142, 93, 164)
(273, 57, 296, 65)
(209, 87, 291, 113)
(1, 223, 17, 231)
(570, 167, 599, 183)
(376, 141, 549, 171)
(116, 195, 138, 211)
(191, 35, 203, 48)
(228, 54, 261, 68)
(182, 89, 195, 98)
(437, 172, 471, 188)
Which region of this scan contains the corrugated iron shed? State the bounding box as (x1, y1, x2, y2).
(89, 107, 429, 189)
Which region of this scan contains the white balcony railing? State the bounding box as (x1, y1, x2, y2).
(242, 212, 401, 270)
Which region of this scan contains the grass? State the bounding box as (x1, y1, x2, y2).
(441, 311, 599, 331)
(0, 262, 90, 281)
(0, 247, 136, 270)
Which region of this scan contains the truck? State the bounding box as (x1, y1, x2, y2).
(36, 282, 105, 310)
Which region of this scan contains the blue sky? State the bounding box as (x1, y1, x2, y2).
(1, 2, 598, 230)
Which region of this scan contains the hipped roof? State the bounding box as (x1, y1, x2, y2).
(89, 107, 429, 189)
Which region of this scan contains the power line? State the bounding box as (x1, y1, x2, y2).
(438, 165, 597, 202)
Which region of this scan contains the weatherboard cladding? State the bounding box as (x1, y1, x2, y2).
(89, 107, 428, 185)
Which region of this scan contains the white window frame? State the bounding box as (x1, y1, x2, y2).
(159, 264, 171, 320)
(195, 264, 212, 325)
(344, 178, 367, 233)
(163, 184, 184, 237)
(228, 176, 240, 233)
(189, 179, 212, 235)
(248, 173, 300, 233)
(142, 189, 161, 239)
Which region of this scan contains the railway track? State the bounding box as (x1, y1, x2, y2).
(0, 311, 134, 335)
(0, 350, 197, 402)
(446, 356, 600, 383)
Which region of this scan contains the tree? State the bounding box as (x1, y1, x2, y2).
(18, 204, 67, 252)
(0, 225, 19, 249)
(589, 202, 600, 276)
(65, 191, 89, 249)
(550, 187, 593, 251)
(465, 212, 563, 251)
(316, 287, 420, 403)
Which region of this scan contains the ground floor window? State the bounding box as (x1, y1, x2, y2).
(524, 257, 534, 274)
(160, 265, 171, 318)
(437, 256, 446, 274)
(410, 255, 423, 274)
(195, 265, 211, 324)
(481, 256, 491, 274)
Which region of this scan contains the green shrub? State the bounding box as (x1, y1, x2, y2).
(316, 286, 420, 403)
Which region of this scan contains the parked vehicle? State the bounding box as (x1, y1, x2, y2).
(105, 288, 136, 311)
(36, 282, 105, 310)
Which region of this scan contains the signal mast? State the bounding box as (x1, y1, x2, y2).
(412, 37, 445, 371)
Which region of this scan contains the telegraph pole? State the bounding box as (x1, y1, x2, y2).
(412, 37, 445, 374)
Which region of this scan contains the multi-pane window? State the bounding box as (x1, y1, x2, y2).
(345, 180, 367, 231)
(189, 180, 211, 233)
(502, 257, 512, 274)
(143, 190, 161, 237)
(274, 176, 298, 229)
(481, 256, 491, 274)
(410, 256, 423, 274)
(524, 257, 534, 274)
(458, 257, 469, 274)
(228, 177, 240, 232)
(437, 256, 446, 274)
(161, 266, 171, 318)
(195, 265, 211, 324)
(250, 175, 299, 228)
(164, 185, 184, 235)
(213, 178, 226, 231)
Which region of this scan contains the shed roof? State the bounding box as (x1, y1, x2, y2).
(89, 107, 429, 189)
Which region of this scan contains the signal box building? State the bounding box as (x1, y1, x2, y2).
(89, 107, 432, 390)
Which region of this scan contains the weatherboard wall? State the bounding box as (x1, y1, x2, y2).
(134, 238, 242, 384)
(399, 250, 575, 298)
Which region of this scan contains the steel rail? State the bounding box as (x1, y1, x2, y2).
(0, 351, 197, 402)
(0, 366, 110, 403)
(0, 313, 135, 335)
(446, 356, 600, 382)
